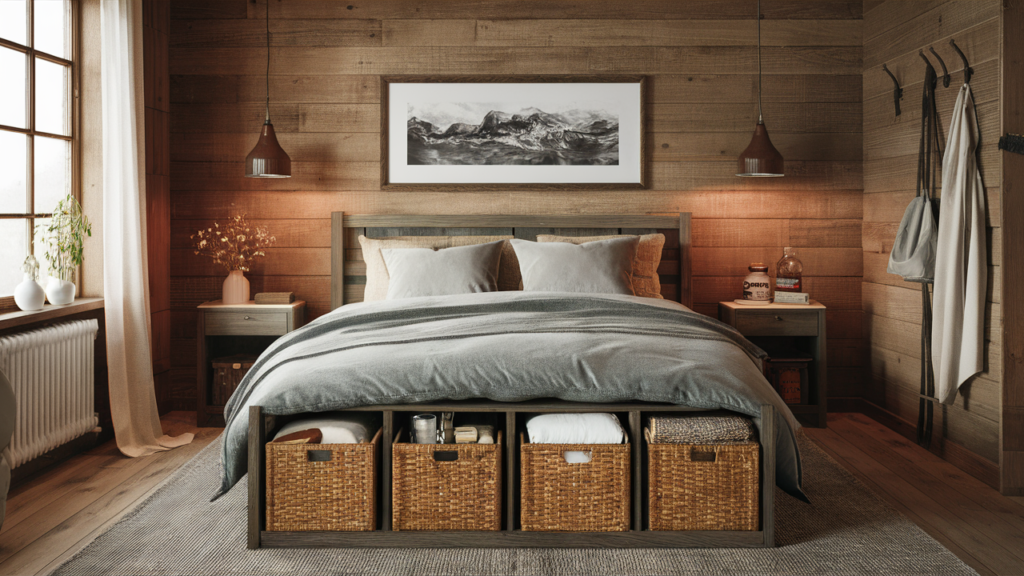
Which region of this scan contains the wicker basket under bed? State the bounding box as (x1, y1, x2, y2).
(647, 437, 759, 531)
(519, 433, 630, 532)
(265, 428, 381, 532)
(392, 430, 503, 531)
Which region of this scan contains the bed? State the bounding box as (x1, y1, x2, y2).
(227, 213, 804, 549)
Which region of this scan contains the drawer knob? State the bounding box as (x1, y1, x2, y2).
(244, 315, 252, 320)
(774, 315, 783, 321)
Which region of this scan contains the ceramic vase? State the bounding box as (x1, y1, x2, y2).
(14, 274, 46, 311)
(45, 277, 76, 306)
(222, 269, 249, 304)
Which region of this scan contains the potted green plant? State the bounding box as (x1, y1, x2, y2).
(38, 194, 92, 306)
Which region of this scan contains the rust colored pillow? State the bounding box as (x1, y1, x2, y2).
(536, 233, 665, 299)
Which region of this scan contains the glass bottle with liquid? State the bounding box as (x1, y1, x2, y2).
(775, 247, 803, 293)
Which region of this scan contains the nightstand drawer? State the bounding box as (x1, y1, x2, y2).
(734, 310, 819, 337)
(205, 312, 288, 336)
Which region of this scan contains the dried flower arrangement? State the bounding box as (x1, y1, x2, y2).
(191, 215, 276, 272)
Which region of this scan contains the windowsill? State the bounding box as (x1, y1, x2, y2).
(0, 297, 104, 332)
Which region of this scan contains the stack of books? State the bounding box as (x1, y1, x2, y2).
(454, 425, 495, 444)
(255, 292, 295, 305)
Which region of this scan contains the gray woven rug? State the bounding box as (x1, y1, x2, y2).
(52, 435, 976, 576)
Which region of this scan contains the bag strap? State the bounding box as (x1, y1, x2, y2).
(915, 63, 940, 448)
(916, 62, 942, 200)
(917, 284, 936, 448)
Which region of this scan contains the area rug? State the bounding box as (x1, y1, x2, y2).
(52, 435, 976, 576)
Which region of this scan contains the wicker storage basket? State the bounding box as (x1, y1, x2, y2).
(265, 428, 381, 532)
(392, 431, 503, 531)
(647, 438, 759, 531)
(520, 433, 630, 532)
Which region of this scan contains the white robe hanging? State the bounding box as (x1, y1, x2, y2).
(932, 84, 987, 405)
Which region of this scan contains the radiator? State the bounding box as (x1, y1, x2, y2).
(0, 319, 99, 469)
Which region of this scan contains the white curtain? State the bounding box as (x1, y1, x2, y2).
(101, 0, 192, 456)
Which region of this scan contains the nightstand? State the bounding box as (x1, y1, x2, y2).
(718, 300, 827, 428)
(196, 300, 305, 427)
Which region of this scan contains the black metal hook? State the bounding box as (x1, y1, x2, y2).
(882, 63, 903, 116)
(929, 47, 950, 87)
(950, 39, 973, 84)
(919, 50, 934, 71)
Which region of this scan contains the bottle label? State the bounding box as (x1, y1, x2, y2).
(776, 277, 801, 291)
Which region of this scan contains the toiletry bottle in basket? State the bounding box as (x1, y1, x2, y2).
(775, 247, 803, 293)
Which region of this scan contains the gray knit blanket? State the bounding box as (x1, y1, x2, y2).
(217, 292, 804, 500)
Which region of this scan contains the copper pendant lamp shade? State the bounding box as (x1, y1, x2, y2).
(737, 0, 784, 177)
(245, 120, 291, 178)
(245, 0, 291, 178)
(737, 119, 784, 177)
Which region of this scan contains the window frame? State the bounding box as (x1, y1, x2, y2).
(0, 0, 80, 305)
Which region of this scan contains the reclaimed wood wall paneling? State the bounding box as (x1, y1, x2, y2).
(167, 1, 864, 409)
(861, 1, 1001, 479)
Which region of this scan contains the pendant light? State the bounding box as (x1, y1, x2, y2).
(245, 0, 291, 178)
(737, 0, 784, 177)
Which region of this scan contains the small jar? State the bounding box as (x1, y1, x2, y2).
(742, 264, 772, 302)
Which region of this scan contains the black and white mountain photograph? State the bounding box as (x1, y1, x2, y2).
(406, 102, 620, 166)
(384, 80, 644, 187)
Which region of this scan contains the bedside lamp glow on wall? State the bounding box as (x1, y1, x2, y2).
(737, 0, 784, 178)
(245, 0, 291, 178)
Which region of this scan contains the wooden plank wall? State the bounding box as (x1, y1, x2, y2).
(143, 0, 173, 412)
(861, 0, 1002, 486)
(1001, 1, 1024, 497)
(165, 0, 864, 411)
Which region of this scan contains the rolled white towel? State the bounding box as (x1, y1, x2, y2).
(273, 412, 378, 444)
(526, 413, 624, 444)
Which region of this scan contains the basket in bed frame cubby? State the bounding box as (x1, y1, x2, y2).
(247, 402, 777, 549)
(245, 214, 774, 549)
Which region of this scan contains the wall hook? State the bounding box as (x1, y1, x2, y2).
(949, 39, 973, 84)
(882, 64, 903, 116)
(929, 47, 950, 87)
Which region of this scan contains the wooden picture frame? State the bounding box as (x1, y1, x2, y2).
(380, 75, 647, 191)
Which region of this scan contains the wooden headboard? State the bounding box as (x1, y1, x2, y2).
(330, 213, 692, 310)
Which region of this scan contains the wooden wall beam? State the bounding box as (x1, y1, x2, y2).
(1001, 0, 1024, 496)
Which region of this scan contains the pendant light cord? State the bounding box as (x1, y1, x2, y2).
(757, 0, 763, 122)
(268, 0, 272, 121)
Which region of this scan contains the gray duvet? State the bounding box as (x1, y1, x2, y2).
(217, 292, 805, 500)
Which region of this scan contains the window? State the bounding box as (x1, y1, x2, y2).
(0, 0, 78, 298)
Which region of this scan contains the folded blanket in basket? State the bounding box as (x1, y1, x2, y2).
(526, 413, 625, 444)
(645, 414, 756, 444)
(272, 413, 379, 444)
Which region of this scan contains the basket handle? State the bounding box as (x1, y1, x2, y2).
(433, 450, 459, 462)
(307, 450, 332, 462)
(563, 450, 592, 464)
(690, 449, 717, 463)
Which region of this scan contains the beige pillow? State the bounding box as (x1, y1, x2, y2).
(357, 235, 521, 302)
(537, 233, 666, 299)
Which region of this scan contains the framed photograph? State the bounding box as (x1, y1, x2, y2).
(380, 76, 646, 191)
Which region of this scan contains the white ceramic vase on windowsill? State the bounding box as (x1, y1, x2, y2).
(222, 269, 249, 305)
(45, 277, 76, 306)
(14, 274, 46, 311)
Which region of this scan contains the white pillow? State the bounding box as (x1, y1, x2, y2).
(381, 241, 504, 299)
(273, 413, 378, 444)
(526, 413, 625, 444)
(511, 237, 638, 295)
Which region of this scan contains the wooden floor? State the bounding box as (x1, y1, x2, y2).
(805, 413, 1024, 576)
(0, 412, 220, 576)
(1, 412, 1023, 575)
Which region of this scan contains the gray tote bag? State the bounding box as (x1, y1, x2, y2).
(888, 63, 941, 284)
(887, 195, 938, 283)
